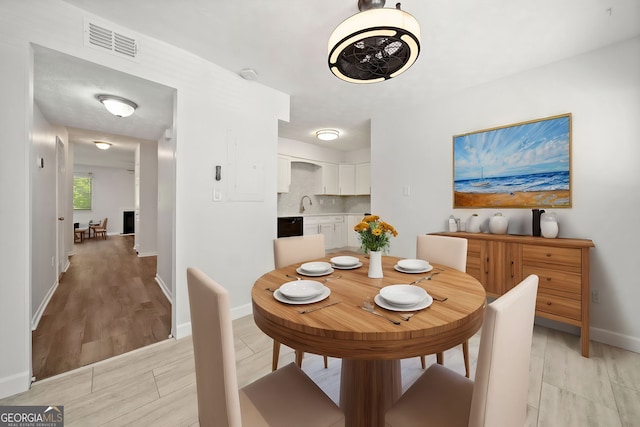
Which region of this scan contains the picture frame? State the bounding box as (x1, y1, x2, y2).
(453, 113, 572, 208)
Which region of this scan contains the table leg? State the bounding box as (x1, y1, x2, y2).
(340, 359, 402, 427)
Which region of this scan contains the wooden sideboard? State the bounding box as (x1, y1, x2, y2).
(432, 232, 595, 357)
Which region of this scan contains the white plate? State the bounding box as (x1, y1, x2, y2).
(374, 293, 433, 312)
(380, 284, 428, 307)
(332, 262, 363, 270)
(274, 286, 331, 305)
(296, 266, 335, 277)
(300, 261, 332, 274)
(279, 280, 324, 300)
(394, 264, 434, 274)
(330, 256, 360, 267)
(397, 259, 431, 271)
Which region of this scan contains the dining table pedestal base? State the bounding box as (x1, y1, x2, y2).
(340, 359, 402, 427)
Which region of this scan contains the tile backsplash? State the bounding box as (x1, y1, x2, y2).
(278, 162, 370, 216)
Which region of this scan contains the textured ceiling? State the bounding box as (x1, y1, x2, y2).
(35, 0, 640, 168)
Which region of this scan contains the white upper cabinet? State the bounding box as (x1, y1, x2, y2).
(339, 164, 356, 195)
(356, 162, 370, 195)
(277, 155, 291, 193)
(320, 162, 339, 195)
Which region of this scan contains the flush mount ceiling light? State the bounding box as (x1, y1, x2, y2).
(94, 141, 112, 150)
(328, 0, 420, 83)
(96, 94, 138, 118)
(316, 129, 340, 141)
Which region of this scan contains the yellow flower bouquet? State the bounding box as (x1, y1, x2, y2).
(354, 214, 398, 253)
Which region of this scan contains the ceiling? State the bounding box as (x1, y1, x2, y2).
(36, 0, 640, 167)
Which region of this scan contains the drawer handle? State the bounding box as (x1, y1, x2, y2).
(546, 253, 552, 257)
(546, 301, 552, 306)
(546, 277, 552, 282)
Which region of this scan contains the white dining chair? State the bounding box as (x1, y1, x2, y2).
(273, 234, 329, 371)
(187, 267, 345, 427)
(416, 234, 471, 375)
(385, 274, 539, 427)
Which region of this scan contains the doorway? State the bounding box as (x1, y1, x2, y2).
(32, 45, 177, 380)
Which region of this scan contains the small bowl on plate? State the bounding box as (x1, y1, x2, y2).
(300, 261, 332, 274)
(397, 259, 430, 271)
(279, 280, 324, 300)
(380, 284, 428, 307)
(330, 256, 359, 267)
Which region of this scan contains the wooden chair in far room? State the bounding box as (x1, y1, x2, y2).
(93, 217, 108, 239)
(186, 267, 345, 427)
(273, 234, 329, 371)
(386, 274, 539, 427)
(74, 222, 87, 243)
(416, 234, 471, 375)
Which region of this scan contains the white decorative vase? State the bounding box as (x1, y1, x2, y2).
(540, 212, 559, 238)
(467, 215, 481, 233)
(489, 213, 509, 234)
(368, 250, 383, 278)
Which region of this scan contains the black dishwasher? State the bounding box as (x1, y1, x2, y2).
(277, 216, 304, 238)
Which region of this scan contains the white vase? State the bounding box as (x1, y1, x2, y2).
(540, 212, 559, 238)
(368, 250, 383, 278)
(467, 215, 481, 233)
(489, 213, 509, 234)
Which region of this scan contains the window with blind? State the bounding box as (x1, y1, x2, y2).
(73, 175, 92, 210)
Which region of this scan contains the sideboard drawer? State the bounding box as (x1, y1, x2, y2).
(536, 293, 581, 322)
(522, 266, 581, 296)
(522, 246, 581, 272)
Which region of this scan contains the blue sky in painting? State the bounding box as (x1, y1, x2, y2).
(454, 116, 570, 181)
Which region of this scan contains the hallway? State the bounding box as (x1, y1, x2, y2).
(32, 235, 172, 380)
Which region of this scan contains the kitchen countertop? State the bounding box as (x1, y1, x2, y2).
(278, 212, 369, 218)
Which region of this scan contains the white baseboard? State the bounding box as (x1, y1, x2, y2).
(0, 371, 31, 400)
(591, 327, 640, 354)
(155, 275, 172, 303)
(137, 251, 158, 258)
(31, 280, 60, 331)
(231, 303, 253, 320)
(175, 303, 253, 340)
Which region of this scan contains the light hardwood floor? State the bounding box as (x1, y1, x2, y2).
(3, 314, 639, 426)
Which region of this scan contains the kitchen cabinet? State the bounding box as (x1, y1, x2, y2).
(319, 162, 339, 195)
(277, 155, 291, 193)
(339, 164, 356, 195)
(346, 214, 363, 248)
(304, 215, 345, 249)
(433, 232, 594, 357)
(356, 162, 370, 195)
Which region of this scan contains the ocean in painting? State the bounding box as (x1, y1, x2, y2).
(454, 171, 569, 194)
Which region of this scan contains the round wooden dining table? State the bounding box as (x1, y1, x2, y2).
(251, 251, 486, 427)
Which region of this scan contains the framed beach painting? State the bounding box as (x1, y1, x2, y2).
(453, 113, 571, 208)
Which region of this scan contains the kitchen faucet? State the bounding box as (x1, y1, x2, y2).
(300, 195, 312, 213)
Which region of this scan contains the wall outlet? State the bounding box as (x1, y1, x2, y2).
(591, 290, 600, 304)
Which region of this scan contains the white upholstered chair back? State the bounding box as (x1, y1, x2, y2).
(416, 234, 468, 272)
(274, 234, 326, 269)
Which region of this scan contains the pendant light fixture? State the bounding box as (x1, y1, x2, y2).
(328, 0, 420, 83)
(96, 94, 138, 118)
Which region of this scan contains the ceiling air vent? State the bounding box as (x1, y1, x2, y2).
(84, 19, 139, 61)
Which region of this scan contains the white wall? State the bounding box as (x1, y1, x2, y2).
(0, 0, 288, 399)
(135, 141, 158, 256)
(31, 104, 69, 330)
(373, 37, 640, 352)
(72, 164, 135, 235)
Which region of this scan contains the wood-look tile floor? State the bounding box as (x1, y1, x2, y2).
(5, 314, 639, 426)
(31, 235, 172, 381)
